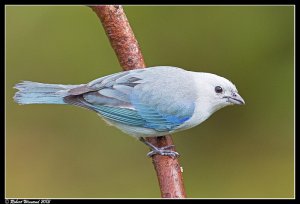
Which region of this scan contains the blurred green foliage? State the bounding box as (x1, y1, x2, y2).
(6, 6, 294, 198)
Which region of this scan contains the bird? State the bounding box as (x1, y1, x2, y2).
(13, 66, 245, 157)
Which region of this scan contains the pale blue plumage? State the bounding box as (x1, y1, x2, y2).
(13, 81, 77, 104)
(14, 66, 245, 138)
(130, 93, 194, 131)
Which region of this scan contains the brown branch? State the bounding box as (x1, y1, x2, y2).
(90, 5, 186, 198)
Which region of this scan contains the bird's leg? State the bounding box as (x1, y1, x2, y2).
(139, 137, 180, 158)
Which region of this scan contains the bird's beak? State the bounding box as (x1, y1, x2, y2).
(223, 92, 245, 105)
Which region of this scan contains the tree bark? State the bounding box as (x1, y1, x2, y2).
(90, 5, 186, 198)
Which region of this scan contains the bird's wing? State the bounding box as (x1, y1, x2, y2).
(64, 67, 197, 131)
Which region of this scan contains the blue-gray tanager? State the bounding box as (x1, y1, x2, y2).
(14, 66, 245, 157)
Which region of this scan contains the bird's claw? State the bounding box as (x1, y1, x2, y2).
(158, 145, 175, 150)
(147, 145, 180, 158)
(138, 138, 179, 158)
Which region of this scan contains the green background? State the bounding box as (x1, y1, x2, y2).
(6, 6, 294, 198)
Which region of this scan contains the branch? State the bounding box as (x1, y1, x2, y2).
(90, 5, 186, 198)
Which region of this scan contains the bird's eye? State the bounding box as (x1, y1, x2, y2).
(215, 86, 223, 93)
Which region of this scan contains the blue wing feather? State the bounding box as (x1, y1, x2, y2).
(130, 95, 194, 131)
(93, 103, 193, 132)
(93, 105, 146, 126)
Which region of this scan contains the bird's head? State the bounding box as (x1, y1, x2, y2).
(194, 72, 245, 115)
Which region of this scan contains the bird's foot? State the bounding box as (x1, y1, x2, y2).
(147, 145, 180, 158)
(139, 137, 180, 158)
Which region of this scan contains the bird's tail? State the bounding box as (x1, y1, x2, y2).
(13, 81, 79, 105)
